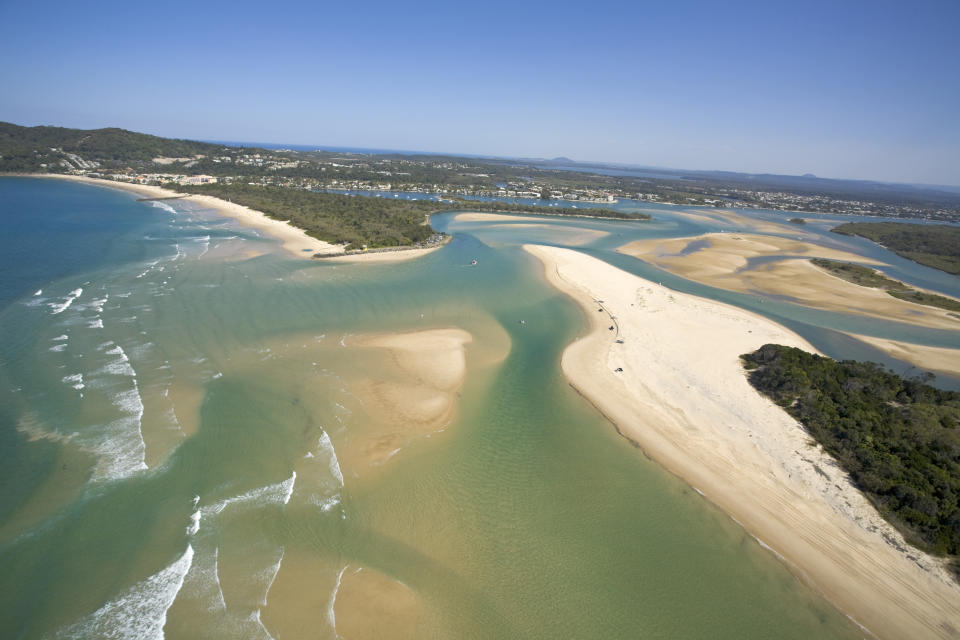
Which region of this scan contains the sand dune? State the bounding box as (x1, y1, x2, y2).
(525, 244, 960, 640)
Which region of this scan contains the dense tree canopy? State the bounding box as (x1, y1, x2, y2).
(742, 344, 960, 575)
(831, 222, 960, 275)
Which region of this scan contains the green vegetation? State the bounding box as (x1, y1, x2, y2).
(184, 183, 442, 250)
(811, 258, 960, 312)
(788, 217, 806, 224)
(741, 344, 960, 575)
(6, 121, 958, 220)
(831, 222, 960, 275)
(181, 184, 646, 251)
(0, 122, 222, 172)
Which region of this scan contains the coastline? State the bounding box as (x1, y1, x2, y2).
(12, 175, 446, 263)
(524, 244, 960, 640)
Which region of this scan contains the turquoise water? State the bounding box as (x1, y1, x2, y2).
(1, 176, 951, 638)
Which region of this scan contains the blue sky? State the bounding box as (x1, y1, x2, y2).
(1, 0, 958, 185)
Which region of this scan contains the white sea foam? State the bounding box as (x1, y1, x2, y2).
(327, 565, 348, 633)
(34, 289, 42, 296)
(84, 343, 148, 481)
(50, 288, 83, 315)
(283, 472, 296, 505)
(54, 545, 194, 640)
(317, 432, 344, 487)
(50, 344, 68, 352)
(136, 259, 162, 279)
(88, 295, 109, 314)
(53, 334, 68, 341)
(187, 509, 202, 537)
(259, 548, 285, 607)
(90, 412, 148, 480)
(102, 345, 136, 377)
(250, 609, 276, 640)
(205, 472, 297, 515)
(62, 373, 85, 390)
(309, 494, 342, 512)
(176, 544, 227, 617)
(197, 235, 211, 258)
(150, 201, 178, 214)
(89, 318, 104, 329)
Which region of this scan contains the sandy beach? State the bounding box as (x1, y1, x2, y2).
(619, 233, 960, 330)
(525, 244, 960, 640)
(28, 175, 448, 263)
(849, 334, 960, 379)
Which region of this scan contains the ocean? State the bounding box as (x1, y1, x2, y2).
(3, 176, 954, 638)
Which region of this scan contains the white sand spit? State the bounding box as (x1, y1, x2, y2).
(525, 244, 960, 640)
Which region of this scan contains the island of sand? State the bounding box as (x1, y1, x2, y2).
(525, 244, 960, 640)
(452, 212, 610, 246)
(619, 232, 960, 377)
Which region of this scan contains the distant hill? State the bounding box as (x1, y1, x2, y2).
(0, 122, 224, 172)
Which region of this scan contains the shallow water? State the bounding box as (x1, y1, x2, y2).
(2, 177, 953, 638)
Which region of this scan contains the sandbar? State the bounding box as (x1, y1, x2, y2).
(453, 212, 548, 223)
(849, 334, 960, 379)
(525, 244, 960, 640)
(323, 245, 445, 263)
(673, 207, 810, 235)
(620, 233, 960, 330)
(333, 565, 422, 639)
(343, 328, 472, 469)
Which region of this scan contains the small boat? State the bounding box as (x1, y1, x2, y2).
(471, 259, 478, 266)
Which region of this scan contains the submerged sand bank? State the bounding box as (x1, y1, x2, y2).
(525, 244, 960, 640)
(342, 328, 473, 470)
(620, 233, 960, 330)
(333, 566, 422, 640)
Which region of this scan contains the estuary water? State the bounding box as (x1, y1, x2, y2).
(2, 176, 953, 638)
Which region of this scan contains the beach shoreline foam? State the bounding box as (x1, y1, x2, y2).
(524, 243, 960, 640)
(17, 175, 446, 263)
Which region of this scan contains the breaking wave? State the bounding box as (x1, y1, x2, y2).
(54, 545, 194, 640)
(49, 288, 83, 315)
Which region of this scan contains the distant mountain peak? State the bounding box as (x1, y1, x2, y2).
(801, 173, 817, 178)
(552, 156, 574, 163)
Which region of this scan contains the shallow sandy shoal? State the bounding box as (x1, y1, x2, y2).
(525, 243, 960, 640)
(620, 233, 960, 330)
(453, 212, 548, 223)
(848, 334, 960, 379)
